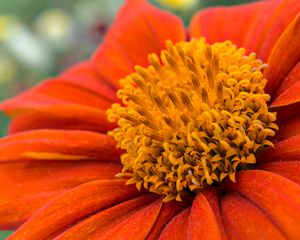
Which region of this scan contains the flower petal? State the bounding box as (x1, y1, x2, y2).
(190, 0, 300, 64)
(0, 129, 121, 162)
(221, 193, 285, 240)
(8, 104, 116, 134)
(146, 200, 190, 240)
(258, 134, 300, 163)
(275, 61, 300, 98)
(158, 208, 189, 240)
(0, 79, 113, 117)
(270, 101, 300, 125)
(189, 1, 274, 50)
(55, 194, 156, 239)
(187, 190, 224, 240)
(225, 170, 300, 239)
(91, 0, 185, 88)
(9, 180, 142, 240)
(265, 13, 300, 96)
(252, 0, 300, 60)
(272, 80, 300, 108)
(61, 61, 118, 97)
(259, 161, 300, 185)
(275, 115, 300, 141)
(201, 189, 228, 240)
(0, 161, 120, 229)
(92, 198, 162, 240)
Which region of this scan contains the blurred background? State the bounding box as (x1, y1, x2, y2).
(0, 0, 255, 238)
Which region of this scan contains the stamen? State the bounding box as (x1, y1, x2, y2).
(107, 38, 277, 202)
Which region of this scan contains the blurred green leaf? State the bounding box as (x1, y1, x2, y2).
(0, 231, 13, 239)
(0, 112, 9, 137)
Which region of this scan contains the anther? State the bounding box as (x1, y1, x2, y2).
(176, 45, 187, 65)
(149, 54, 162, 75)
(150, 90, 168, 113)
(167, 91, 183, 110)
(180, 92, 194, 111)
(201, 88, 209, 104)
(205, 46, 212, 60)
(163, 116, 178, 128)
(142, 119, 159, 130)
(120, 113, 139, 125)
(206, 65, 214, 89)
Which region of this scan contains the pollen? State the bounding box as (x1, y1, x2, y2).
(107, 38, 278, 202)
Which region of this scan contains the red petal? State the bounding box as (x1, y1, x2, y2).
(61, 61, 118, 97)
(221, 193, 285, 240)
(201, 189, 228, 240)
(0, 79, 114, 117)
(8, 104, 116, 134)
(9, 180, 142, 240)
(224, 170, 300, 239)
(55, 194, 156, 239)
(259, 161, 300, 185)
(272, 80, 300, 107)
(0, 161, 120, 229)
(265, 13, 300, 96)
(190, 1, 300, 64)
(252, 0, 300, 60)
(0, 129, 121, 162)
(270, 101, 300, 125)
(187, 191, 223, 240)
(146, 200, 190, 240)
(258, 134, 300, 163)
(275, 115, 300, 141)
(91, 0, 185, 88)
(158, 208, 189, 240)
(275, 61, 300, 98)
(94, 197, 162, 240)
(190, 1, 274, 51)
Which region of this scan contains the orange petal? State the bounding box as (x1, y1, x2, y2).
(265, 13, 300, 96)
(190, 1, 274, 50)
(190, 0, 300, 62)
(93, 197, 162, 240)
(0, 161, 121, 229)
(221, 193, 285, 240)
(224, 170, 300, 239)
(0, 79, 113, 117)
(146, 200, 190, 240)
(258, 134, 300, 163)
(259, 161, 300, 185)
(91, 0, 185, 88)
(8, 104, 116, 134)
(158, 208, 189, 240)
(275, 115, 300, 141)
(61, 61, 118, 96)
(0, 129, 121, 162)
(252, 0, 300, 60)
(201, 189, 228, 240)
(9, 179, 142, 240)
(270, 100, 300, 124)
(275, 61, 300, 97)
(187, 191, 223, 240)
(55, 194, 156, 239)
(271, 80, 300, 108)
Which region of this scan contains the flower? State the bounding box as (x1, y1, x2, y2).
(0, 0, 300, 239)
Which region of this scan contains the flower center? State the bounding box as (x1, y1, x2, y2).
(107, 38, 278, 202)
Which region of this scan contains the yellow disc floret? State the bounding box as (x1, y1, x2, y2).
(107, 38, 278, 202)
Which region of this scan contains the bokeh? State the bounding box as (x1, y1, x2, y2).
(0, 0, 255, 238)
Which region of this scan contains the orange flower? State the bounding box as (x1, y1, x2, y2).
(1, 0, 300, 239)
